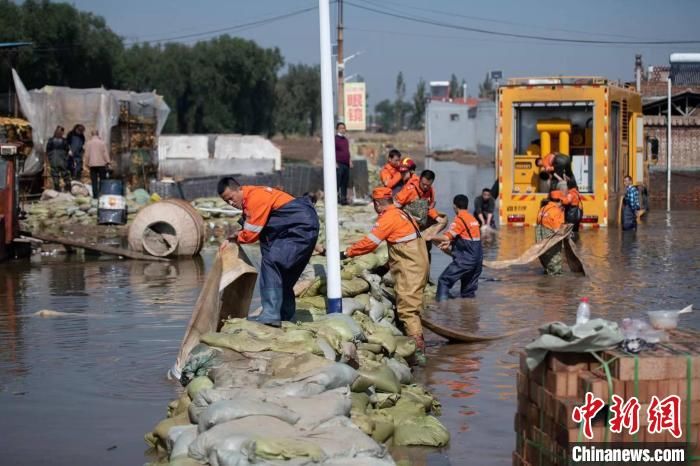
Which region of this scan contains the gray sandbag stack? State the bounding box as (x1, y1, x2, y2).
(146, 314, 448, 465)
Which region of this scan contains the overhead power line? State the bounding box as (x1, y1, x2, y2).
(355, 0, 645, 40)
(32, 4, 319, 53)
(345, 0, 700, 45)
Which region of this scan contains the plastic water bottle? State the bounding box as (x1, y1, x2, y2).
(576, 298, 591, 325)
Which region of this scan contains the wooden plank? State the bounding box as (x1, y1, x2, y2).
(31, 232, 169, 262)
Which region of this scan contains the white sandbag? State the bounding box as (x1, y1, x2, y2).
(304, 416, 387, 459)
(169, 425, 198, 458)
(262, 362, 358, 394)
(211, 448, 249, 466)
(342, 298, 366, 315)
(272, 387, 352, 430)
(189, 389, 265, 423)
(385, 358, 412, 385)
(188, 416, 297, 462)
(318, 314, 365, 342)
(323, 456, 397, 466)
(197, 399, 301, 432)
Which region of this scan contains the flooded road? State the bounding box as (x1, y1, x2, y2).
(1, 162, 699, 465)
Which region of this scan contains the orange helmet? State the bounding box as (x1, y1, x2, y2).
(372, 187, 393, 200)
(398, 156, 416, 173)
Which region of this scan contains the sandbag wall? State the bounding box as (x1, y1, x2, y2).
(146, 240, 447, 466)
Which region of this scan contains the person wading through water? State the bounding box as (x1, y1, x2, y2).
(432, 194, 483, 300)
(218, 177, 319, 326)
(343, 187, 430, 366)
(536, 190, 566, 275)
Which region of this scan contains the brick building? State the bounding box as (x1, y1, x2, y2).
(635, 56, 700, 209)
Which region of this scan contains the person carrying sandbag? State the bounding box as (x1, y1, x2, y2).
(536, 190, 566, 275)
(432, 194, 483, 301)
(218, 177, 319, 326)
(341, 187, 430, 365)
(394, 158, 447, 261)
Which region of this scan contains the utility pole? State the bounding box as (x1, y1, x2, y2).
(336, 0, 344, 122)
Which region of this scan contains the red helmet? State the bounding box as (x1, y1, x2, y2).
(398, 157, 416, 173)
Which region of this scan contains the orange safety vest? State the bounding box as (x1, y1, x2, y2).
(237, 186, 294, 244)
(346, 205, 421, 257)
(394, 174, 438, 220)
(380, 163, 402, 189)
(537, 202, 565, 230)
(564, 188, 583, 208)
(446, 210, 481, 241)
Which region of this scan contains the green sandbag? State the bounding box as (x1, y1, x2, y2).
(373, 392, 400, 409)
(357, 349, 379, 364)
(221, 318, 283, 338)
(254, 438, 325, 462)
(368, 411, 395, 443)
(366, 330, 397, 355)
(400, 385, 440, 413)
(374, 398, 426, 425)
(271, 329, 323, 355)
(394, 336, 417, 358)
(146, 413, 190, 448)
(201, 331, 272, 353)
(357, 342, 383, 354)
(350, 413, 375, 435)
(168, 393, 191, 418)
(187, 376, 214, 399)
(354, 293, 370, 309)
(351, 392, 370, 414)
(393, 415, 450, 447)
(353, 362, 401, 393)
(296, 295, 327, 310)
(341, 277, 370, 297)
(299, 277, 325, 298)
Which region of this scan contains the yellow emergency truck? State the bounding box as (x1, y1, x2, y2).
(496, 77, 646, 227)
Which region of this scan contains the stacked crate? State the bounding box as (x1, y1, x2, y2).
(514, 329, 700, 466)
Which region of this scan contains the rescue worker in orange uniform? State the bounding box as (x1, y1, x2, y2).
(432, 194, 483, 300)
(536, 190, 566, 275)
(342, 187, 430, 365)
(394, 160, 446, 261)
(536, 152, 573, 191)
(562, 178, 583, 234)
(218, 177, 319, 325)
(380, 149, 403, 195)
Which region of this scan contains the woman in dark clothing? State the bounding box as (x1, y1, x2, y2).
(46, 126, 71, 191)
(66, 124, 86, 179)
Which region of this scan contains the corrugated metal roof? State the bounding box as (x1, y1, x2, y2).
(671, 63, 700, 86)
(644, 115, 700, 126)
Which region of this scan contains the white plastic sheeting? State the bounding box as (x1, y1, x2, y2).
(12, 69, 170, 175)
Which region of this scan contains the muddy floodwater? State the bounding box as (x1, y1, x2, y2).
(1, 162, 699, 465)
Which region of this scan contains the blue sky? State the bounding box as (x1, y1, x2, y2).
(72, 0, 700, 107)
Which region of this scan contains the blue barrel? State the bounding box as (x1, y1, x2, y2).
(98, 179, 127, 225)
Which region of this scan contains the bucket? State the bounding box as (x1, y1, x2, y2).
(98, 179, 126, 225)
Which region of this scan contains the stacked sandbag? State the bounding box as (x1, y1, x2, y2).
(146, 314, 448, 465)
(21, 191, 242, 243)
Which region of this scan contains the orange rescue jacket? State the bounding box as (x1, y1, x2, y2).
(394, 174, 438, 220)
(237, 186, 294, 244)
(563, 188, 582, 207)
(537, 201, 565, 230)
(346, 205, 421, 257)
(380, 163, 402, 189)
(446, 210, 481, 241)
(541, 153, 555, 173)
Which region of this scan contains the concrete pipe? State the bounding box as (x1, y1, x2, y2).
(128, 200, 206, 257)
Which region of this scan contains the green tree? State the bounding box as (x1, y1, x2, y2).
(449, 73, 460, 99)
(479, 72, 496, 100)
(375, 99, 395, 133)
(410, 78, 426, 130)
(0, 0, 123, 91)
(274, 64, 321, 136)
(394, 71, 406, 131)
